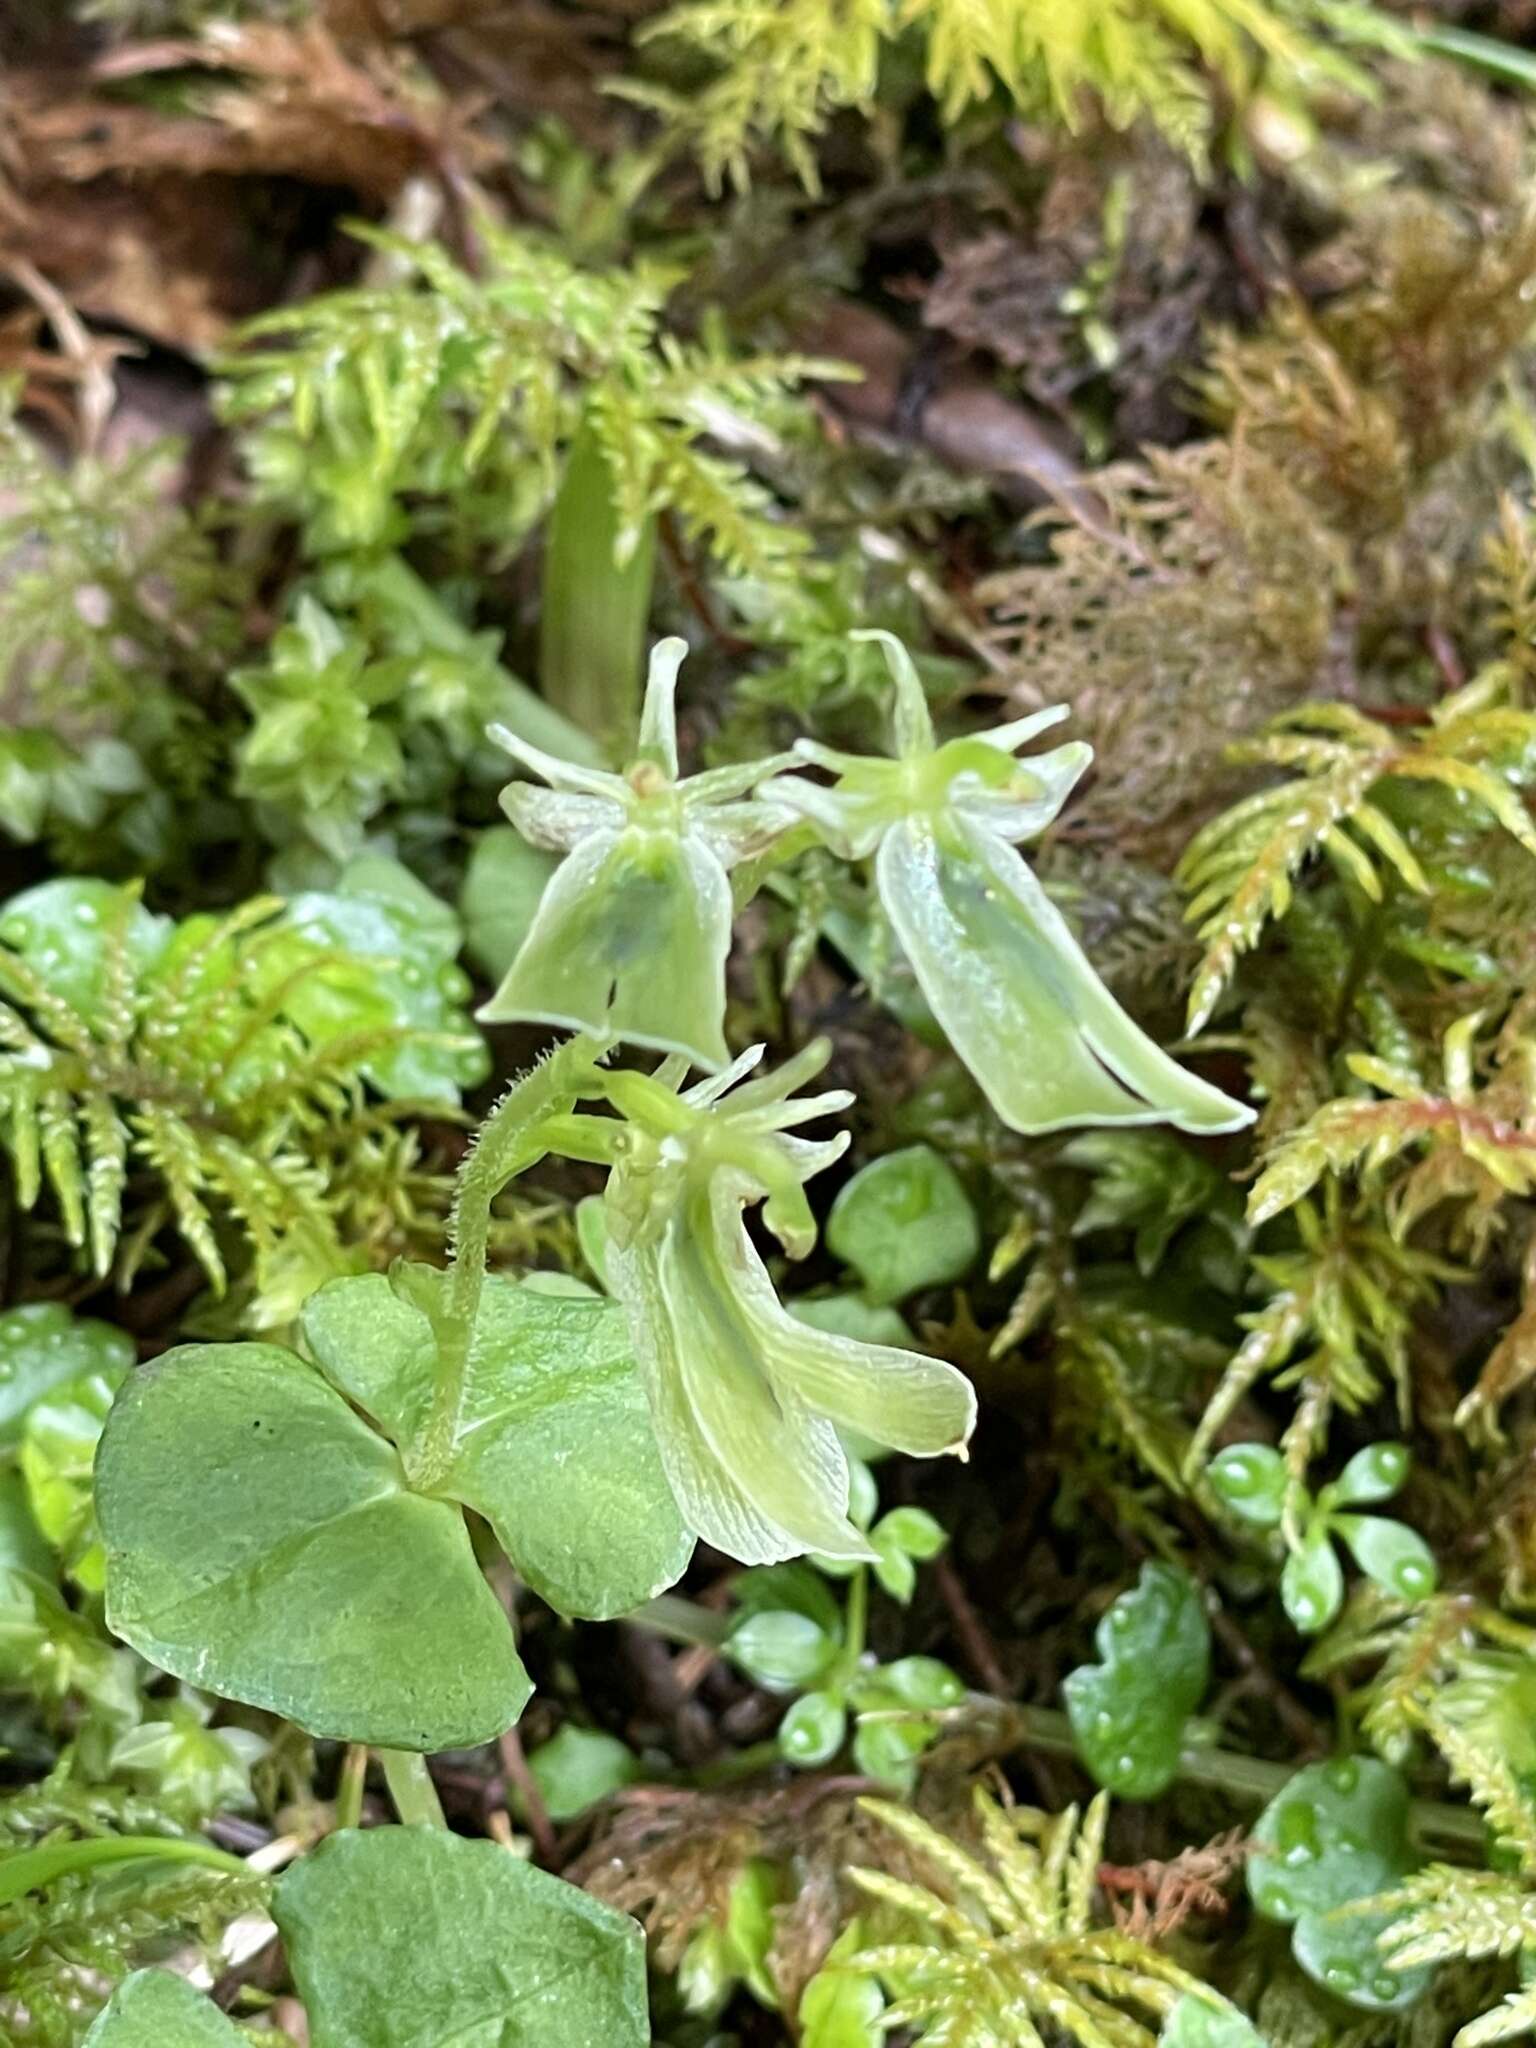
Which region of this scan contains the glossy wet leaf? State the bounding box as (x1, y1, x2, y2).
(1162, 1995, 1266, 2048)
(82, 1969, 244, 2046)
(780, 1688, 848, 1765)
(1208, 1442, 1287, 1526)
(1249, 1757, 1431, 2012)
(1334, 1514, 1438, 1601)
(301, 1267, 692, 1618)
(1282, 1526, 1345, 1634)
(97, 1342, 530, 1748)
(281, 854, 488, 1104)
(273, 1825, 649, 2048)
(729, 1608, 838, 1690)
(1331, 1441, 1410, 1506)
(0, 878, 171, 1027)
(20, 1362, 125, 1591)
(1063, 1562, 1210, 1797)
(0, 1303, 135, 1449)
(826, 1144, 979, 1304)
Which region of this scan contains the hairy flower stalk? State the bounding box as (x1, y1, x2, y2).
(541, 1041, 976, 1564)
(762, 632, 1254, 1135)
(480, 637, 792, 1069)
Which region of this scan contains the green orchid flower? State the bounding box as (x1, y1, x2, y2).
(541, 1040, 976, 1566)
(480, 638, 791, 1070)
(760, 633, 1253, 1136)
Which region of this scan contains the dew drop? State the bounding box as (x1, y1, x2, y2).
(1372, 1975, 1401, 2001)
(1326, 1758, 1359, 1796)
(1323, 1961, 1359, 1992)
(71, 902, 99, 927)
(1394, 1560, 1433, 1596)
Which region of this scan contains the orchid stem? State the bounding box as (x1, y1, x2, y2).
(381, 1750, 447, 1829)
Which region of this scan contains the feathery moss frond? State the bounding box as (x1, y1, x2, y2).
(628, 0, 1380, 190)
(0, 874, 484, 1323)
(1177, 691, 1536, 1034)
(836, 1790, 1244, 2048)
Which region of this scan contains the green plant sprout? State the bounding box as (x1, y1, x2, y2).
(1210, 1440, 1437, 1633)
(762, 632, 1253, 1135)
(723, 1469, 962, 1785)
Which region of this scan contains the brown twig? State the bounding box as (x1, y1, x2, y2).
(498, 1722, 557, 1865)
(934, 1554, 1012, 1698)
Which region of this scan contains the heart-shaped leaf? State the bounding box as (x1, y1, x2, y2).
(1161, 1995, 1265, 2048)
(97, 1342, 529, 1748)
(82, 1970, 243, 2045)
(273, 1825, 649, 2048)
(825, 1145, 979, 1305)
(1248, 1756, 1432, 2012)
(1062, 1562, 1210, 1797)
(301, 1268, 692, 1618)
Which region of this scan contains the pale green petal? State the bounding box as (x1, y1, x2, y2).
(607, 1204, 869, 1565)
(716, 1184, 976, 1458)
(852, 629, 934, 757)
(636, 637, 686, 778)
(500, 784, 624, 852)
(953, 738, 1093, 844)
(878, 816, 1252, 1136)
(763, 768, 888, 860)
(478, 827, 732, 1069)
(487, 724, 627, 803)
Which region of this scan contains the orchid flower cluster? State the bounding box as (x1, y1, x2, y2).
(481, 633, 1251, 1563)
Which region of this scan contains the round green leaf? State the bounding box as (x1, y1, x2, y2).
(1162, 1995, 1264, 2048)
(1207, 1443, 1286, 1527)
(281, 855, 487, 1104)
(1282, 1527, 1344, 1634)
(1248, 1757, 1432, 2014)
(826, 1145, 979, 1305)
(301, 1268, 692, 1619)
(851, 1711, 931, 1788)
(526, 1725, 641, 1820)
(875, 1656, 965, 1711)
(780, 1690, 849, 1766)
(273, 1826, 649, 2048)
(1063, 1562, 1210, 1798)
(0, 879, 171, 1027)
(97, 1342, 530, 1749)
(1331, 1442, 1410, 1507)
(1334, 1514, 1437, 1602)
(0, 1303, 135, 1449)
(729, 1610, 837, 1691)
(82, 1969, 244, 2046)
(789, 1292, 914, 1353)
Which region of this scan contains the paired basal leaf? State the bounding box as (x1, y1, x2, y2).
(301, 1267, 693, 1617)
(272, 1825, 649, 2048)
(97, 1342, 530, 1748)
(1063, 1562, 1210, 1797)
(1249, 1757, 1431, 2011)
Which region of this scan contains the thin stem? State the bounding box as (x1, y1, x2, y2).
(628, 1591, 734, 1649)
(1009, 1705, 1486, 1854)
(831, 1567, 869, 1688)
(413, 1036, 599, 1488)
(381, 1750, 447, 1829)
(335, 1745, 368, 1832)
